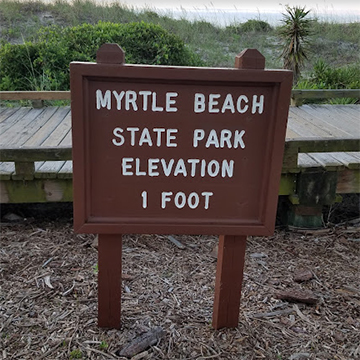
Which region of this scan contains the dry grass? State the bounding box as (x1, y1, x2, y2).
(1, 220, 359, 359)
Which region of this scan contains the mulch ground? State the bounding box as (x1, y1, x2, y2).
(1, 219, 359, 360)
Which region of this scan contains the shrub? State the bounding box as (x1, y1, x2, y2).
(0, 42, 43, 90)
(310, 59, 360, 89)
(241, 19, 272, 33)
(295, 60, 360, 104)
(0, 21, 204, 91)
(226, 20, 272, 35)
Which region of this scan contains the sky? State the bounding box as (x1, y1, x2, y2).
(120, 0, 360, 14)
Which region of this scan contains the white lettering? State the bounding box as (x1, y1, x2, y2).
(174, 159, 187, 177)
(236, 95, 249, 113)
(201, 192, 213, 209)
(112, 90, 125, 110)
(187, 192, 200, 209)
(135, 158, 146, 176)
(141, 190, 147, 208)
(122, 158, 133, 175)
(205, 129, 220, 148)
(153, 128, 166, 146)
(161, 191, 214, 209)
(139, 90, 152, 111)
(148, 158, 159, 176)
(233, 130, 246, 149)
(187, 159, 200, 177)
(166, 92, 178, 112)
(166, 129, 178, 147)
(161, 191, 173, 209)
(221, 94, 235, 113)
(207, 160, 220, 177)
(220, 129, 232, 148)
(208, 94, 221, 113)
(221, 160, 234, 177)
(127, 127, 140, 146)
(96, 89, 111, 110)
(193, 129, 205, 147)
(174, 192, 186, 208)
(194, 93, 205, 113)
(112, 127, 124, 146)
(152, 92, 163, 112)
(125, 90, 138, 111)
(139, 128, 153, 147)
(252, 95, 264, 114)
(161, 158, 174, 176)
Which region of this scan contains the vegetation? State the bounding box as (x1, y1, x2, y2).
(278, 6, 313, 84)
(0, 0, 359, 95)
(0, 21, 203, 91)
(296, 60, 360, 103)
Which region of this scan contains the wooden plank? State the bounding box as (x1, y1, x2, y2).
(301, 105, 358, 136)
(319, 105, 360, 125)
(212, 235, 247, 329)
(0, 107, 32, 134)
(287, 109, 334, 138)
(98, 234, 122, 329)
(41, 108, 71, 146)
(1, 108, 53, 147)
(23, 107, 68, 146)
(338, 105, 360, 121)
(57, 161, 73, 179)
(0, 147, 72, 162)
(35, 161, 66, 179)
(36, 114, 71, 177)
(328, 152, 360, 169)
(285, 127, 301, 139)
(0, 91, 71, 101)
(328, 105, 359, 127)
(0, 162, 15, 180)
(307, 105, 360, 129)
(59, 129, 72, 146)
(291, 89, 360, 100)
(294, 106, 353, 138)
(297, 153, 322, 168)
(285, 138, 360, 153)
(307, 153, 345, 170)
(0, 107, 20, 123)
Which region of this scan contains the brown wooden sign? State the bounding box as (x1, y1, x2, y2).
(71, 44, 292, 330)
(71, 45, 292, 236)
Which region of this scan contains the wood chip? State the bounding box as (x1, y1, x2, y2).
(294, 269, 313, 282)
(117, 327, 164, 358)
(44, 275, 54, 289)
(274, 289, 318, 305)
(166, 235, 185, 249)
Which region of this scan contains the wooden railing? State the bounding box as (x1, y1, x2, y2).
(0, 91, 70, 108)
(1, 89, 360, 107)
(291, 89, 360, 106)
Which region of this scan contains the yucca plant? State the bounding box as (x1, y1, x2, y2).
(278, 6, 312, 84)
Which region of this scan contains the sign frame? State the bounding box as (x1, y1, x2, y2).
(71, 46, 292, 236)
(71, 44, 293, 330)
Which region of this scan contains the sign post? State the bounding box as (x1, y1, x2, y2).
(70, 44, 292, 329)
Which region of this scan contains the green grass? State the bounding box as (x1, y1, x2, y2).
(0, 0, 359, 73)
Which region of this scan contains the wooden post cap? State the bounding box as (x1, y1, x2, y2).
(235, 49, 265, 70)
(96, 43, 125, 64)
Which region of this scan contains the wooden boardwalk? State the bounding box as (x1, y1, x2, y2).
(0, 103, 359, 228)
(0, 104, 359, 178)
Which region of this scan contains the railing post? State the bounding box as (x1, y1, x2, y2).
(14, 161, 35, 180)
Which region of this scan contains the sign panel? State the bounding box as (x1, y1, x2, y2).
(71, 48, 292, 235)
